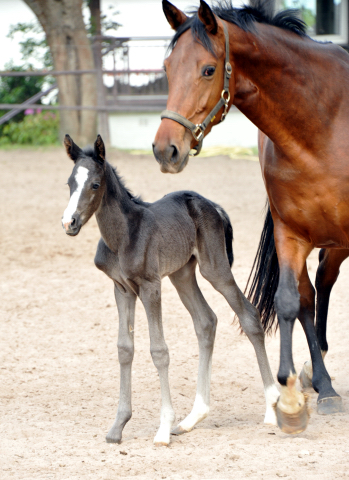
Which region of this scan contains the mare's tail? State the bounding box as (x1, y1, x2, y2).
(245, 201, 279, 334)
(212, 203, 234, 268)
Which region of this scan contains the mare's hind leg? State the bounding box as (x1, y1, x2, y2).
(297, 263, 342, 415)
(169, 256, 217, 434)
(106, 285, 137, 443)
(299, 249, 348, 412)
(196, 239, 279, 425)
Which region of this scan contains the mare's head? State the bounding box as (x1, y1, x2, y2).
(62, 134, 106, 236)
(153, 0, 232, 173)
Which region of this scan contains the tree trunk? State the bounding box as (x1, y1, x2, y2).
(23, 0, 97, 145)
(88, 0, 110, 145)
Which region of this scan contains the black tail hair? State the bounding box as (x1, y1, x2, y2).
(245, 201, 279, 334)
(212, 203, 234, 267)
(224, 217, 234, 268)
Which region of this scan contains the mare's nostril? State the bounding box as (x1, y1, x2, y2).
(152, 144, 161, 164)
(71, 217, 76, 227)
(170, 144, 178, 163)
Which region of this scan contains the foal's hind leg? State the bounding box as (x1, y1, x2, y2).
(106, 286, 137, 443)
(169, 257, 217, 434)
(197, 242, 279, 425)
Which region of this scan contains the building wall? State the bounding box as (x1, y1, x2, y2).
(109, 109, 258, 150)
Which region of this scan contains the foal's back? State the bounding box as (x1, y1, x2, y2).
(146, 191, 230, 277)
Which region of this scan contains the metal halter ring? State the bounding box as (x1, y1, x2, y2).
(221, 90, 231, 104)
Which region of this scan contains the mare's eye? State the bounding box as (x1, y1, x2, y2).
(92, 183, 100, 190)
(203, 66, 216, 77)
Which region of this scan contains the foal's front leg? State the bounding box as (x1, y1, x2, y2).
(139, 281, 175, 446)
(106, 286, 137, 443)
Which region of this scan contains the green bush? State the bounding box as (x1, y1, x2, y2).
(0, 111, 60, 146)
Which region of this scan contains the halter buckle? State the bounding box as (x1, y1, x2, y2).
(193, 124, 204, 142)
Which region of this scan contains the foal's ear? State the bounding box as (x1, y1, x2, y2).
(64, 134, 83, 162)
(94, 134, 105, 164)
(198, 0, 218, 35)
(162, 0, 188, 31)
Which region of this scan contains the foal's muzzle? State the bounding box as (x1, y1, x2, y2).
(62, 213, 82, 236)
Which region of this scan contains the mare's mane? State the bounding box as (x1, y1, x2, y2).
(169, 0, 307, 56)
(82, 146, 145, 206)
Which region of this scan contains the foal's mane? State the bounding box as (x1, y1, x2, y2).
(169, 0, 307, 56)
(83, 146, 145, 206)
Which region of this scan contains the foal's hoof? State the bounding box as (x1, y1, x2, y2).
(276, 398, 310, 435)
(106, 435, 122, 444)
(299, 367, 314, 390)
(154, 441, 170, 447)
(171, 425, 188, 436)
(317, 395, 343, 415)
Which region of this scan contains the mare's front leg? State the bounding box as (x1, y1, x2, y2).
(139, 280, 175, 446)
(169, 257, 216, 434)
(106, 285, 137, 443)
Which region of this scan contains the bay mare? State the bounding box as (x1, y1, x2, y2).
(153, 0, 349, 433)
(61, 134, 279, 446)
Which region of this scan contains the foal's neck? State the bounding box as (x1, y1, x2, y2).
(95, 162, 142, 251)
(230, 22, 349, 154)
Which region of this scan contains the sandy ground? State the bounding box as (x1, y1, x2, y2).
(1, 147, 349, 480)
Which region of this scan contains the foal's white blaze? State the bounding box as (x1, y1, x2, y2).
(62, 166, 89, 230)
(264, 384, 280, 425)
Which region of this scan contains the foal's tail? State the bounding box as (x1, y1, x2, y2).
(245, 201, 279, 334)
(213, 203, 234, 268)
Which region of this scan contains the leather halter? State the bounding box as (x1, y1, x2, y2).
(160, 23, 232, 156)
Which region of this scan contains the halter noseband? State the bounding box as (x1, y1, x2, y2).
(160, 23, 232, 156)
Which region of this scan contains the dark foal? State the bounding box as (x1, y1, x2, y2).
(62, 134, 278, 446)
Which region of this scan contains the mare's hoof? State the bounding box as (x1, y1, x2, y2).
(299, 368, 314, 390)
(317, 395, 343, 415)
(276, 396, 310, 435)
(171, 425, 188, 436)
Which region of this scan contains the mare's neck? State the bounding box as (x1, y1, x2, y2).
(229, 22, 348, 156)
(95, 162, 142, 251)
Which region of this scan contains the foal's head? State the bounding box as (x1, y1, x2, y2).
(153, 0, 231, 173)
(62, 134, 106, 236)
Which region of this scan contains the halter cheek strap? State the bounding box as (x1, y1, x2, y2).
(160, 23, 232, 156)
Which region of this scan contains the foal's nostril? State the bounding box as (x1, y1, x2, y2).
(70, 217, 76, 227)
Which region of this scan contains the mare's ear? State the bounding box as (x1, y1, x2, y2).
(198, 0, 218, 35)
(94, 134, 105, 165)
(64, 134, 83, 162)
(162, 0, 188, 31)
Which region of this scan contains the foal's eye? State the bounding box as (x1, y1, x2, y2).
(92, 183, 100, 190)
(203, 66, 216, 77)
